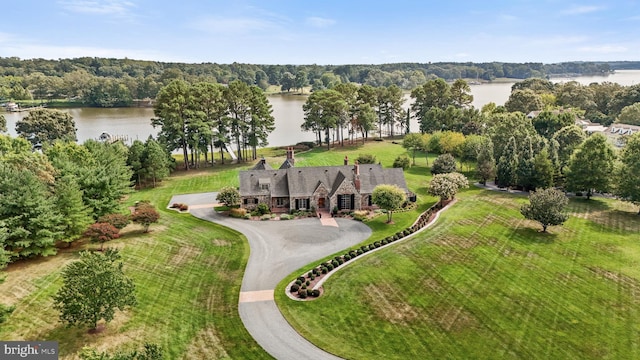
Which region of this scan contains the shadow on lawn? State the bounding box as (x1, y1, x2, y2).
(568, 197, 612, 213)
(512, 226, 559, 244)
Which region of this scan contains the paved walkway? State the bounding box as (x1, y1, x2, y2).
(172, 192, 371, 360)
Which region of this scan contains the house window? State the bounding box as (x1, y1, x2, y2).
(339, 195, 351, 210)
(276, 198, 287, 207)
(367, 195, 372, 206)
(245, 198, 257, 205)
(260, 183, 269, 190)
(297, 198, 309, 210)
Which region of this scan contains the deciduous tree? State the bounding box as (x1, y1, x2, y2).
(16, 108, 77, 146)
(402, 133, 423, 165)
(427, 172, 469, 203)
(372, 184, 407, 223)
(614, 132, 640, 214)
(131, 204, 160, 233)
(53, 249, 136, 331)
(520, 188, 569, 232)
(505, 89, 544, 114)
(552, 125, 586, 172)
(84, 223, 120, 251)
(565, 133, 616, 199)
(216, 186, 241, 207)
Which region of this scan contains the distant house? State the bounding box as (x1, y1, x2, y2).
(606, 123, 640, 147)
(239, 148, 413, 213)
(5, 102, 19, 112)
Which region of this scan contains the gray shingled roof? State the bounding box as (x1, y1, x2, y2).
(251, 159, 273, 170)
(239, 163, 409, 199)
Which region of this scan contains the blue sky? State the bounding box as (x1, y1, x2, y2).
(1, 0, 639, 64)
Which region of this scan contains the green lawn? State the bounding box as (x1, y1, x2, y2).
(276, 188, 640, 359)
(0, 139, 421, 359)
(7, 138, 632, 359)
(0, 166, 269, 359)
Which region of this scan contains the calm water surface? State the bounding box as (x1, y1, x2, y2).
(4, 70, 640, 147)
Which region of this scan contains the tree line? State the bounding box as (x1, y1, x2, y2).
(0, 56, 626, 107)
(391, 77, 640, 214)
(152, 79, 275, 170)
(0, 108, 173, 269)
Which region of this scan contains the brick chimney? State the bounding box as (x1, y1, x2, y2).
(354, 161, 360, 190)
(286, 147, 295, 165)
(344, 155, 348, 165)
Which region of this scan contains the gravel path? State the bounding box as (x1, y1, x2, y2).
(172, 192, 371, 360)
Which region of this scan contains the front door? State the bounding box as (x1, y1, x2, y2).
(318, 197, 325, 208)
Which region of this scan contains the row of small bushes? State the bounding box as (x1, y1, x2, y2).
(289, 203, 440, 300)
(170, 203, 189, 211)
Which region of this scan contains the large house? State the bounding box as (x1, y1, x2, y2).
(239, 148, 413, 213)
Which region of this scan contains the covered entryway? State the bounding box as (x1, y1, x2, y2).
(318, 197, 325, 208)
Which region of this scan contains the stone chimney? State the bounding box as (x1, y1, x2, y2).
(344, 155, 349, 165)
(286, 147, 295, 165)
(354, 161, 359, 175)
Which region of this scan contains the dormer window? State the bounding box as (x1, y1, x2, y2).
(258, 178, 270, 191)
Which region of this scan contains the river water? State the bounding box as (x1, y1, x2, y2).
(4, 70, 640, 147)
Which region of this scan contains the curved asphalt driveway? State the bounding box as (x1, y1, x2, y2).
(170, 192, 371, 360)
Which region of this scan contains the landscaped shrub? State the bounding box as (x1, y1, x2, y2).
(311, 289, 320, 297)
(353, 210, 369, 221)
(393, 154, 411, 170)
(361, 245, 369, 253)
(280, 213, 293, 220)
(98, 213, 130, 230)
(229, 208, 247, 218)
(256, 203, 270, 215)
(344, 254, 351, 261)
(179, 204, 189, 211)
(431, 153, 457, 174)
(295, 280, 302, 286)
(260, 214, 271, 221)
(301, 284, 307, 289)
(243, 214, 251, 219)
(321, 267, 328, 274)
(357, 249, 364, 255)
(326, 263, 334, 271)
(298, 289, 307, 299)
(290, 284, 299, 292)
(331, 259, 339, 267)
(374, 241, 381, 248)
(356, 153, 377, 164)
(307, 289, 313, 296)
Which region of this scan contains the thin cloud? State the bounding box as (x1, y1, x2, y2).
(561, 5, 605, 15)
(58, 0, 136, 17)
(306, 17, 336, 28)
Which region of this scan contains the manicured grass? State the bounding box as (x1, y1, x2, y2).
(0, 168, 269, 359)
(0, 138, 445, 359)
(276, 188, 640, 359)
